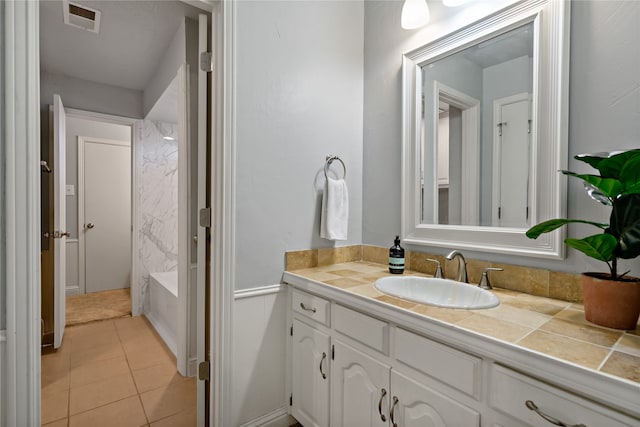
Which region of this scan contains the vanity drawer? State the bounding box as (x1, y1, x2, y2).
(334, 305, 389, 354)
(490, 365, 636, 427)
(394, 327, 481, 398)
(292, 289, 330, 326)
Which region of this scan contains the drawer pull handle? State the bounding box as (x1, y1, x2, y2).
(525, 400, 586, 427)
(319, 352, 327, 379)
(390, 396, 399, 427)
(300, 302, 317, 313)
(377, 388, 387, 422)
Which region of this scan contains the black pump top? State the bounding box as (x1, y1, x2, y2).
(394, 236, 401, 245)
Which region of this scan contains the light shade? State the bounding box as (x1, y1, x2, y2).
(401, 0, 430, 30)
(442, 0, 472, 7)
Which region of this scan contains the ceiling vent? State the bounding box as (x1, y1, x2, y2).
(62, 1, 101, 34)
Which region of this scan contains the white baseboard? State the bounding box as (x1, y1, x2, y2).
(188, 356, 197, 377)
(238, 407, 295, 427)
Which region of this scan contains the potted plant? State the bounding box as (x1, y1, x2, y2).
(526, 149, 640, 330)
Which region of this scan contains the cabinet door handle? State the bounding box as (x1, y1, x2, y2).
(525, 400, 586, 427)
(390, 396, 399, 427)
(377, 388, 387, 422)
(300, 302, 317, 313)
(319, 352, 327, 379)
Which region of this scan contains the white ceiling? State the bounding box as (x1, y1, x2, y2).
(40, 0, 204, 91)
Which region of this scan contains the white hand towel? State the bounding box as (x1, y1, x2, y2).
(321, 177, 349, 241)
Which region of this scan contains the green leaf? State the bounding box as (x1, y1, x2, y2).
(562, 171, 623, 199)
(610, 193, 640, 259)
(574, 153, 610, 172)
(526, 218, 608, 239)
(595, 149, 640, 179)
(619, 153, 640, 191)
(565, 234, 617, 262)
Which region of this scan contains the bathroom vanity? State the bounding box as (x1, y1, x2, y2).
(284, 262, 640, 427)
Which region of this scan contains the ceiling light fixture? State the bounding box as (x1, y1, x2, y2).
(442, 0, 472, 7)
(401, 0, 430, 30)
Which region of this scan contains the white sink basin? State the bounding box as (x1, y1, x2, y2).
(374, 276, 499, 309)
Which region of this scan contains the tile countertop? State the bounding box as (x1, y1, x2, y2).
(285, 261, 640, 386)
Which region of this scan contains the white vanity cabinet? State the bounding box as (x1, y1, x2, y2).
(286, 285, 640, 427)
(331, 339, 389, 427)
(290, 289, 332, 427)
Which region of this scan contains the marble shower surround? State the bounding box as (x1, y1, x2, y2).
(285, 244, 584, 303)
(136, 120, 179, 313)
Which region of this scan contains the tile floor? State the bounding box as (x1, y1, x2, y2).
(41, 316, 196, 427)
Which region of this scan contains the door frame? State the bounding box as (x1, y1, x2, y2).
(65, 109, 138, 305)
(77, 135, 132, 295)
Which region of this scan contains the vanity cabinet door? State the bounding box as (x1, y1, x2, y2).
(389, 370, 480, 427)
(331, 339, 390, 427)
(291, 319, 330, 427)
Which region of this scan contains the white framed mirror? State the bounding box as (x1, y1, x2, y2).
(402, 0, 570, 259)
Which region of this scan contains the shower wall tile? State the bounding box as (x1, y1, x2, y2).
(135, 120, 179, 313)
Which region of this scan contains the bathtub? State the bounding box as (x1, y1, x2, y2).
(145, 271, 178, 356)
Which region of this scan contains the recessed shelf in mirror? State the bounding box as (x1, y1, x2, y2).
(402, 0, 570, 258)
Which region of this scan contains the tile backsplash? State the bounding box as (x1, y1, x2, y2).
(286, 245, 584, 303)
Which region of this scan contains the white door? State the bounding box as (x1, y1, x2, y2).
(53, 94, 67, 349)
(291, 319, 331, 427)
(390, 370, 480, 427)
(493, 94, 531, 227)
(80, 137, 131, 293)
(331, 340, 390, 427)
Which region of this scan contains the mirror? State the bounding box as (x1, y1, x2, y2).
(402, 0, 570, 258)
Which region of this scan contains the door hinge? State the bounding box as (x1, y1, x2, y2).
(290, 324, 293, 336)
(200, 52, 213, 73)
(289, 393, 293, 406)
(331, 344, 335, 360)
(199, 207, 211, 228)
(198, 361, 210, 381)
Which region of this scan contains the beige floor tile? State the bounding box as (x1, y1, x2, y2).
(42, 353, 71, 393)
(70, 341, 126, 368)
(140, 378, 196, 423)
(614, 334, 640, 357)
(70, 355, 131, 388)
(41, 386, 69, 424)
(123, 338, 176, 371)
(69, 373, 137, 415)
(600, 351, 640, 383)
(66, 320, 117, 340)
(132, 361, 188, 394)
(518, 330, 610, 369)
(457, 314, 533, 343)
(69, 328, 121, 352)
(43, 418, 68, 427)
(539, 318, 622, 348)
(69, 395, 147, 427)
(150, 407, 196, 427)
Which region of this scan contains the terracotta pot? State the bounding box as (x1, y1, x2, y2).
(582, 273, 640, 330)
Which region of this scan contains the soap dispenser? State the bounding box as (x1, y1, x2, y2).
(389, 236, 405, 274)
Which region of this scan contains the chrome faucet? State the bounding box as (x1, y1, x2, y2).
(445, 250, 468, 283)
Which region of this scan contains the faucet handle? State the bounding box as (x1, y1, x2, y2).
(478, 267, 503, 290)
(425, 259, 443, 278)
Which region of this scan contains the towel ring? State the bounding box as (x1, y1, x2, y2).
(324, 155, 346, 180)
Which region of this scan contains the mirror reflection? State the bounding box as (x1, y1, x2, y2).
(421, 22, 534, 228)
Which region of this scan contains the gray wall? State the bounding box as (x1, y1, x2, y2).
(40, 71, 144, 119)
(235, 0, 364, 290)
(0, 0, 4, 330)
(363, 0, 640, 276)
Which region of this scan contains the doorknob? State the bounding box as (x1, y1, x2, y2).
(86, 223, 95, 229)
